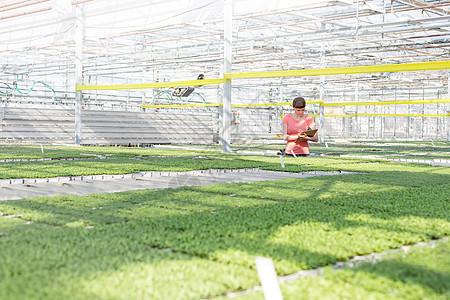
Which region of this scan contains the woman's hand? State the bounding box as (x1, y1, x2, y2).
(296, 133, 309, 142)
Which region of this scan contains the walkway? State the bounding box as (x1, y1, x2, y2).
(0, 169, 351, 201)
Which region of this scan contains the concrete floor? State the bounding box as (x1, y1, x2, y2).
(0, 169, 351, 201)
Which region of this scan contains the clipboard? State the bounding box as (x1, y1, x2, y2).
(300, 129, 318, 137)
(295, 129, 318, 143)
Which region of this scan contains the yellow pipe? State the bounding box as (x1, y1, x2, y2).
(77, 60, 450, 91)
(143, 103, 221, 108)
(76, 78, 226, 91)
(231, 102, 288, 108)
(289, 114, 448, 118)
(224, 60, 450, 79)
(219, 99, 449, 108)
(142, 99, 450, 109)
(231, 100, 323, 107)
(355, 113, 449, 117)
(142, 100, 323, 109)
(321, 99, 450, 106)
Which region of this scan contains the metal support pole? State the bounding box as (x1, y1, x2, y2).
(421, 88, 425, 139)
(126, 78, 130, 110)
(221, 0, 232, 153)
(318, 23, 325, 143)
(380, 88, 384, 139)
(141, 68, 147, 111)
(319, 102, 325, 141)
(447, 72, 450, 141)
(354, 81, 359, 139)
(407, 89, 410, 138)
(75, 5, 84, 145)
(393, 89, 397, 138)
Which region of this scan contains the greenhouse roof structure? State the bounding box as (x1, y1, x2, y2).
(0, 0, 449, 106)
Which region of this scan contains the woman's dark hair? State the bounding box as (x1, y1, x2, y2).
(293, 97, 306, 108)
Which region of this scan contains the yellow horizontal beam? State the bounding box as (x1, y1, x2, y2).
(304, 100, 325, 105)
(142, 98, 450, 109)
(321, 99, 450, 106)
(297, 114, 448, 118)
(142, 100, 325, 109)
(231, 101, 321, 107)
(225, 60, 450, 79)
(77, 60, 449, 91)
(355, 113, 449, 117)
(227, 99, 449, 108)
(76, 78, 227, 91)
(143, 103, 221, 108)
(231, 102, 286, 108)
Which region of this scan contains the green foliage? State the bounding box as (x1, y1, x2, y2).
(228, 239, 450, 300)
(231, 140, 450, 159)
(0, 226, 258, 300)
(120, 184, 449, 275)
(0, 145, 221, 160)
(0, 188, 275, 227)
(0, 142, 449, 299)
(2, 142, 448, 180)
(0, 183, 448, 299)
(0, 155, 377, 179)
(194, 165, 450, 199)
(1, 141, 448, 161)
(0, 216, 47, 237)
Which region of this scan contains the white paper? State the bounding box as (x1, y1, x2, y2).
(279, 155, 285, 168)
(255, 257, 283, 300)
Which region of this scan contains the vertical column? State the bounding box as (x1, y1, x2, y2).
(141, 68, 148, 111)
(438, 89, 443, 140)
(318, 23, 325, 143)
(221, 0, 233, 153)
(75, 4, 85, 144)
(421, 88, 425, 139)
(447, 72, 450, 140)
(355, 0, 360, 139)
(126, 78, 130, 111)
(380, 87, 384, 139)
(393, 89, 397, 138)
(406, 90, 410, 138)
(354, 81, 359, 138)
(0, 106, 4, 132)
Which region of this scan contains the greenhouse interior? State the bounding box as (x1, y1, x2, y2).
(1, 0, 449, 146)
(0, 0, 449, 299)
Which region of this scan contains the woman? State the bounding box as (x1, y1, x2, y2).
(281, 97, 318, 156)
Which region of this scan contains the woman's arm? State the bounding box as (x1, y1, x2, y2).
(304, 122, 318, 142)
(307, 132, 319, 142)
(282, 123, 298, 141)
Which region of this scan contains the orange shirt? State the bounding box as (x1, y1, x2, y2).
(283, 114, 315, 155)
